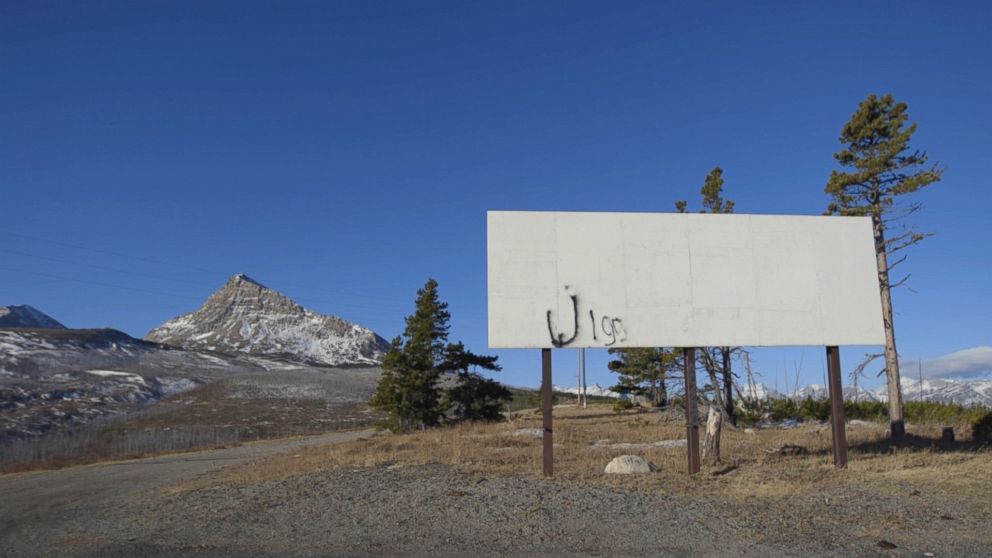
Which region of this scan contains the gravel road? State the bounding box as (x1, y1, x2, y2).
(2, 432, 989, 557)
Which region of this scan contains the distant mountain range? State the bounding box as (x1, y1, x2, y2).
(740, 376, 992, 408)
(1, 275, 392, 442)
(550, 376, 992, 408)
(552, 383, 621, 398)
(146, 274, 389, 366)
(0, 305, 66, 329)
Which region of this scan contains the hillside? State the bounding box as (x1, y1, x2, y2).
(146, 274, 389, 366)
(0, 305, 66, 329)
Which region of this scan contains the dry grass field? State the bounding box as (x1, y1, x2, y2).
(1, 373, 379, 473)
(7, 403, 990, 556)
(203, 403, 992, 502)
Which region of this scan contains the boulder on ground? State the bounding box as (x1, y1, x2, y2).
(604, 455, 655, 474)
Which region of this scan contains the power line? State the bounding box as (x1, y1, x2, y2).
(0, 267, 202, 301)
(0, 248, 218, 289)
(0, 231, 223, 276)
(0, 230, 411, 304)
(2, 232, 491, 321)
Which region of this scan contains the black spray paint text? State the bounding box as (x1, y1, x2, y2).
(546, 288, 627, 347)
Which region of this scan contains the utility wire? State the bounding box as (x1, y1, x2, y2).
(0, 248, 218, 289)
(0, 267, 202, 301)
(0, 230, 411, 303)
(1, 232, 490, 321)
(0, 248, 405, 313)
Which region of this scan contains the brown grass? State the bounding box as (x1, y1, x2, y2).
(1, 380, 377, 474)
(196, 403, 992, 502)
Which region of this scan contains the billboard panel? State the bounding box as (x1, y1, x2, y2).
(487, 211, 884, 348)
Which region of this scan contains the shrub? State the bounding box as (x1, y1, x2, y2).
(904, 401, 988, 425)
(613, 399, 636, 413)
(844, 400, 888, 421)
(797, 397, 831, 422)
(770, 398, 799, 421)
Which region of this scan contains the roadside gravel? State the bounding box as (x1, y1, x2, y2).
(4, 448, 989, 556)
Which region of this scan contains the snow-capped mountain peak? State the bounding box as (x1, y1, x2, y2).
(553, 383, 622, 398)
(874, 376, 992, 407)
(145, 274, 389, 366)
(231, 273, 263, 287)
(742, 377, 992, 408)
(0, 305, 66, 329)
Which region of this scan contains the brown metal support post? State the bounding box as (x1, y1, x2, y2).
(541, 348, 554, 477)
(826, 345, 848, 468)
(683, 347, 700, 474)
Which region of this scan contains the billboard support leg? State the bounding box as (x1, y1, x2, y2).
(542, 348, 553, 477)
(683, 347, 700, 474)
(826, 346, 848, 468)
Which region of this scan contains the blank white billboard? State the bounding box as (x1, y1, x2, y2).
(487, 211, 884, 348)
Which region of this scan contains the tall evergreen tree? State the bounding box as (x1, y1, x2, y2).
(676, 166, 738, 425)
(369, 278, 509, 431)
(825, 93, 944, 438)
(440, 341, 509, 422)
(607, 347, 674, 406)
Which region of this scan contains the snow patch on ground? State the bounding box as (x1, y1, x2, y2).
(85, 370, 148, 386)
(156, 377, 200, 395)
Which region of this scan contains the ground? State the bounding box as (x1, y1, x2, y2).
(1, 404, 990, 557)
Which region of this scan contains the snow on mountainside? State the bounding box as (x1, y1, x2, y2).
(873, 376, 992, 407)
(0, 327, 382, 444)
(553, 383, 622, 398)
(146, 274, 389, 366)
(0, 305, 66, 329)
(745, 377, 992, 408)
(550, 377, 992, 407)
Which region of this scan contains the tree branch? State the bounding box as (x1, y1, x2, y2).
(850, 353, 883, 384)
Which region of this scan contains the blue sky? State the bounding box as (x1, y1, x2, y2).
(2, 1, 990, 390)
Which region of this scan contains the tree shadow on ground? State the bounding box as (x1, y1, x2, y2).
(824, 432, 991, 456)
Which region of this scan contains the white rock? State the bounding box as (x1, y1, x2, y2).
(604, 455, 655, 474)
(510, 428, 543, 438)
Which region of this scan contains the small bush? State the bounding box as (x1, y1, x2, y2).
(735, 410, 762, 426)
(844, 400, 888, 421)
(797, 397, 831, 422)
(770, 398, 799, 421)
(613, 399, 636, 413)
(733, 397, 989, 427)
(905, 401, 988, 425)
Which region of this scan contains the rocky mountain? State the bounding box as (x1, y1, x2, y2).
(552, 377, 992, 408)
(874, 376, 992, 407)
(745, 377, 992, 408)
(784, 383, 878, 403)
(0, 327, 381, 445)
(1, 327, 238, 441)
(553, 383, 622, 398)
(0, 305, 66, 329)
(145, 274, 389, 366)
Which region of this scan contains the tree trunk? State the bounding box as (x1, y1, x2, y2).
(874, 215, 906, 438)
(721, 347, 735, 426)
(702, 405, 722, 465)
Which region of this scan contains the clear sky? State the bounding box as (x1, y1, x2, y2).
(3, 1, 990, 391)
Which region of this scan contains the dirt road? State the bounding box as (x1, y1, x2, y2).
(0, 430, 373, 557)
(2, 427, 989, 557)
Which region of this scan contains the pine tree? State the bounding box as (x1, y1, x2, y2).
(369, 278, 509, 431)
(606, 347, 673, 406)
(676, 166, 738, 425)
(440, 341, 509, 422)
(825, 93, 944, 438)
